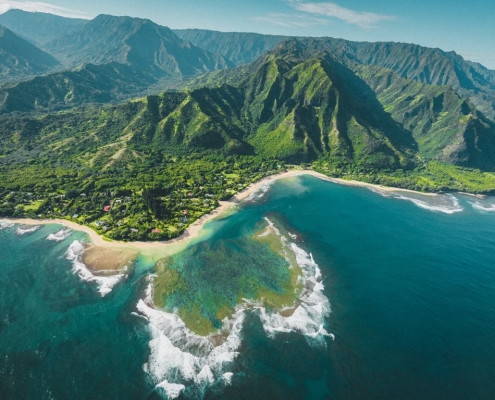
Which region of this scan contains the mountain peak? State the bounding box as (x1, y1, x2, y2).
(0, 9, 87, 47)
(44, 14, 232, 77)
(0, 24, 59, 82)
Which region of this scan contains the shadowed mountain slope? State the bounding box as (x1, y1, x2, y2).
(0, 25, 59, 82)
(186, 39, 495, 170)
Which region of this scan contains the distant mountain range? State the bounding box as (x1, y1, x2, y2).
(0, 9, 86, 47)
(0, 9, 493, 121)
(174, 29, 286, 67)
(0, 12, 234, 111)
(44, 15, 232, 75)
(0, 25, 59, 82)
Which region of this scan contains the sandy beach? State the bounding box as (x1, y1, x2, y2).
(82, 245, 139, 272)
(6, 170, 437, 256)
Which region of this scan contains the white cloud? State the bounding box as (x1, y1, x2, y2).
(252, 12, 330, 28)
(288, 1, 395, 29)
(0, 1, 91, 19)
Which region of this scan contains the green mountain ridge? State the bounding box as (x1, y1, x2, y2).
(355, 64, 495, 170)
(298, 38, 495, 122)
(0, 62, 166, 113)
(186, 39, 495, 170)
(175, 29, 495, 122)
(0, 25, 60, 82)
(0, 15, 240, 113)
(2, 40, 495, 239)
(2, 11, 494, 127)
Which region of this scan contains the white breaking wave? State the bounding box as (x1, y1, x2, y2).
(245, 179, 274, 202)
(222, 372, 233, 386)
(470, 201, 495, 213)
(16, 225, 41, 235)
(47, 228, 72, 242)
(0, 220, 14, 230)
(368, 188, 464, 214)
(137, 291, 245, 397)
(394, 193, 463, 214)
(257, 242, 334, 341)
(66, 240, 125, 297)
(155, 381, 186, 399)
(255, 219, 333, 341)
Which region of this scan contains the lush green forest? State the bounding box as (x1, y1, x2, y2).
(0, 150, 283, 241)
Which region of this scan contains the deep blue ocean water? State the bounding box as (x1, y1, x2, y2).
(2, 175, 495, 399)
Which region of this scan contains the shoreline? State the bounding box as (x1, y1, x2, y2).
(5, 170, 438, 252)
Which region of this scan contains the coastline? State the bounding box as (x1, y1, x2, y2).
(5, 170, 438, 253)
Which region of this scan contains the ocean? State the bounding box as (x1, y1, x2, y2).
(1, 175, 495, 399)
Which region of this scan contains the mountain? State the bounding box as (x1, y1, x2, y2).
(296, 38, 495, 122)
(0, 25, 59, 82)
(184, 38, 495, 170)
(174, 29, 285, 66)
(0, 62, 166, 113)
(3, 11, 493, 123)
(0, 15, 239, 112)
(45, 15, 233, 76)
(352, 63, 495, 170)
(175, 29, 495, 122)
(3, 39, 495, 172)
(0, 9, 87, 47)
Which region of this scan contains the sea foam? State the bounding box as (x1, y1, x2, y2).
(137, 290, 245, 397)
(394, 194, 463, 214)
(47, 228, 72, 242)
(155, 381, 186, 399)
(470, 200, 495, 213)
(0, 220, 14, 230)
(16, 225, 41, 235)
(245, 179, 274, 202)
(66, 240, 125, 297)
(369, 189, 464, 214)
(256, 225, 334, 342)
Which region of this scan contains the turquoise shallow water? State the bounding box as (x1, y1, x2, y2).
(2, 175, 495, 399)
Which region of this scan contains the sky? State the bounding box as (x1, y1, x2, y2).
(0, 0, 494, 69)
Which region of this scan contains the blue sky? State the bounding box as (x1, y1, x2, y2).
(1, 0, 494, 68)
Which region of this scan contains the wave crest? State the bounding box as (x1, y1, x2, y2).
(369, 189, 464, 214)
(16, 225, 41, 235)
(0, 220, 14, 230)
(257, 243, 334, 341)
(47, 228, 72, 242)
(470, 200, 495, 213)
(137, 292, 244, 397)
(66, 240, 125, 297)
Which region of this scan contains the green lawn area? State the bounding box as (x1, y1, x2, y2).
(166, 225, 178, 233)
(23, 200, 44, 212)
